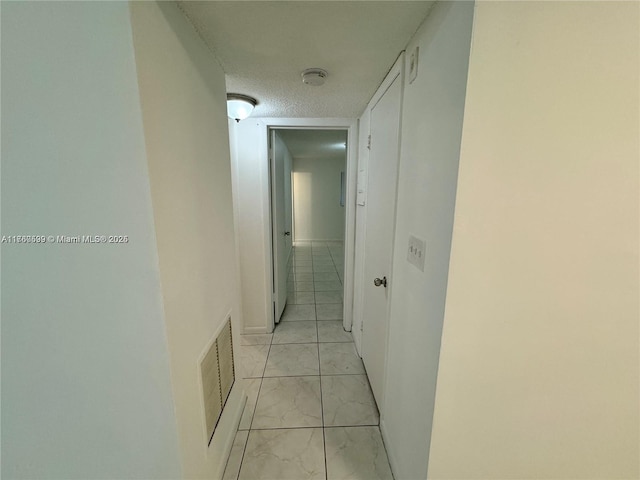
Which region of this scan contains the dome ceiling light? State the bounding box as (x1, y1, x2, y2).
(227, 93, 257, 122)
(301, 68, 328, 86)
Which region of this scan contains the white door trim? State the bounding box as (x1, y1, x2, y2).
(259, 118, 358, 334)
(352, 53, 405, 355)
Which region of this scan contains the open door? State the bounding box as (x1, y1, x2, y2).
(270, 130, 292, 323)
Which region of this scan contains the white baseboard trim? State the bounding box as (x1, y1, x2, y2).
(211, 382, 246, 480)
(379, 417, 399, 480)
(294, 238, 344, 243)
(242, 325, 270, 335)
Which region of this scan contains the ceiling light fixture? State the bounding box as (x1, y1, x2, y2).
(302, 68, 328, 86)
(227, 94, 257, 122)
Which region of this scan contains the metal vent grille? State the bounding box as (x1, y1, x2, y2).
(201, 317, 235, 445)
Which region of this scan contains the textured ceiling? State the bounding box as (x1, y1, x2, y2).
(277, 129, 348, 159)
(177, 1, 435, 118)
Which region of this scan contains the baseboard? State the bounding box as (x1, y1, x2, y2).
(242, 325, 270, 335)
(379, 417, 399, 480)
(211, 382, 247, 480)
(294, 238, 344, 243)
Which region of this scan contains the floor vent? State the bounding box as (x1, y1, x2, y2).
(201, 317, 235, 446)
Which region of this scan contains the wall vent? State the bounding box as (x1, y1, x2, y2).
(201, 317, 235, 446)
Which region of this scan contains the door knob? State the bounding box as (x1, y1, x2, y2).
(373, 276, 387, 288)
(284, 231, 291, 236)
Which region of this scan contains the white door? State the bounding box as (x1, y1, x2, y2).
(361, 72, 403, 408)
(270, 130, 292, 323)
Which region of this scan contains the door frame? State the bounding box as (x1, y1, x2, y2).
(260, 118, 358, 334)
(352, 54, 405, 356)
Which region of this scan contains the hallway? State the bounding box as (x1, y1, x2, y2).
(228, 242, 393, 480)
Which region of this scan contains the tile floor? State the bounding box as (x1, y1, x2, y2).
(227, 241, 394, 480)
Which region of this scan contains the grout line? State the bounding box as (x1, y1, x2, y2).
(316, 306, 329, 480)
(248, 425, 325, 432)
(322, 424, 381, 429)
(237, 244, 346, 479)
(236, 320, 276, 476)
(235, 312, 279, 478)
(261, 372, 321, 378)
(308, 246, 329, 479)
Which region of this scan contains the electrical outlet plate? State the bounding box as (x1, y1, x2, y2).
(407, 234, 426, 271)
(409, 46, 419, 84)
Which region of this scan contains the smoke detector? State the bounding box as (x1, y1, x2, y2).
(302, 68, 328, 86)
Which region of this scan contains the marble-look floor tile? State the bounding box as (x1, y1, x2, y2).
(317, 321, 353, 343)
(288, 291, 315, 305)
(292, 259, 313, 267)
(252, 376, 322, 429)
(315, 291, 343, 304)
(289, 272, 314, 282)
(319, 342, 365, 375)
(293, 265, 313, 273)
(312, 264, 338, 272)
(316, 303, 343, 320)
(239, 428, 325, 480)
(322, 375, 379, 427)
(290, 255, 313, 267)
(239, 378, 262, 430)
(240, 333, 272, 346)
(264, 343, 319, 377)
(314, 281, 342, 292)
(223, 430, 249, 480)
(324, 427, 393, 480)
(312, 255, 334, 264)
(281, 304, 316, 321)
(314, 272, 340, 283)
(272, 322, 318, 344)
(288, 281, 314, 292)
(238, 344, 270, 378)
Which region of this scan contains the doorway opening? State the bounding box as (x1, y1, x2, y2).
(269, 128, 349, 326)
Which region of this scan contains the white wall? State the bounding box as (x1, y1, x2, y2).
(1, 2, 182, 478)
(229, 120, 273, 334)
(129, 3, 243, 478)
(377, 2, 475, 478)
(428, 1, 639, 478)
(293, 156, 346, 242)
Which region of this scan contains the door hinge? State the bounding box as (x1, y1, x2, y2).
(367, 135, 371, 150)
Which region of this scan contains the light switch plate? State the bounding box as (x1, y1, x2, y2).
(407, 234, 426, 271)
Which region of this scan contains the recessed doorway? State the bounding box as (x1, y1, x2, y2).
(269, 128, 348, 325)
